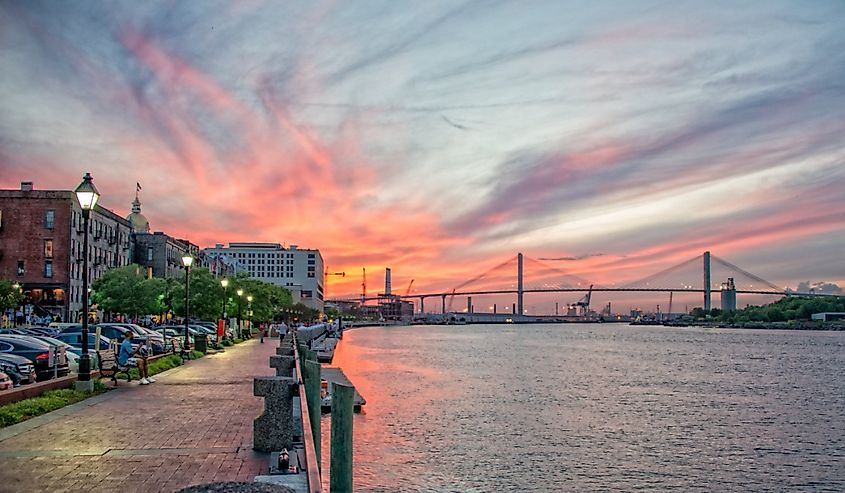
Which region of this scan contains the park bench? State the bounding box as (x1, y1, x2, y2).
(97, 347, 132, 384)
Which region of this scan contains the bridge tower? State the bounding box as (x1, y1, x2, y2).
(703, 251, 712, 311)
(517, 252, 524, 316)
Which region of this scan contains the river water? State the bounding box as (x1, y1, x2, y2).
(319, 324, 845, 492)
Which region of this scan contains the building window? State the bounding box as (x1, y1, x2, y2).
(147, 246, 154, 261)
(44, 260, 53, 278)
(44, 239, 53, 258)
(17, 260, 25, 276)
(307, 259, 315, 265)
(45, 209, 55, 229)
(308, 253, 315, 259)
(307, 273, 315, 278)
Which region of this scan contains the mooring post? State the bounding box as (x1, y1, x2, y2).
(330, 383, 354, 493)
(302, 359, 322, 468)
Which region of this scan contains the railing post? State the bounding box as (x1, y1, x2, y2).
(303, 359, 322, 468)
(330, 383, 354, 493)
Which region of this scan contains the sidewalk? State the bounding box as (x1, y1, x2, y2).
(0, 339, 278, 492)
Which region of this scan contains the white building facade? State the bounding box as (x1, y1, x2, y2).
(202, 242, 324, 312)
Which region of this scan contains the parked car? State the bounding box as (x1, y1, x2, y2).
(0, 371, 12, 391)
(0, 334, 70, 378)
(190, 325, 217, 342)
(54, 332, 112, 351)
(0, 335, 67, 381)
(105, 324, 165, 354)
(62, 324, 137, 346)
(29, 335, 83, 374)
(0, 328, 28, 335)
(0, 353, 34, 386)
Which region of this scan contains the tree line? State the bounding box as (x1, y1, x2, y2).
(690, 295, 845, 323)
(90, 264, 319, 323)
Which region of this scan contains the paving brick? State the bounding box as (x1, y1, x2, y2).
(0, 340, 278, 492)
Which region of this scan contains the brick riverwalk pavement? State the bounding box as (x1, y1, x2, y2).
(0, 338, 278, 493)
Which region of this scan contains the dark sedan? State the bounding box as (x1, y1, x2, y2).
(0, 353, 35, 386)
(55, 332, 112, 351)
(0, 335, 69, 381)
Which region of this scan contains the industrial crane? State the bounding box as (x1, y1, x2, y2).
(323, 268, 345, 299)
(572, 284, 593, 316)
(405, 279, 415, 296)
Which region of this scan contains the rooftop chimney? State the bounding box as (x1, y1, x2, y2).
(20, 181, 33, 192)
(385, 267, 392, 295)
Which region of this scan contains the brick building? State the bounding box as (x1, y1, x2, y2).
(0, 181, 134, 322)
(133, 232, 199, 279)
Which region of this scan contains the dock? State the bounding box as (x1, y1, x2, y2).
(313, 336, 338, 363)
(321, 367, 366, 413)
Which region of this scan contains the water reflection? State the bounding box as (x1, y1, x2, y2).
(321, 324, 845, 492)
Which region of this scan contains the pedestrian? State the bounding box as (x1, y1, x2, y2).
(119, 331, 154, 385)
(259, 323, 265, 343)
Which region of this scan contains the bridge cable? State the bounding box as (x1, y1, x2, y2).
(621, 254, 702, 289)
(522, 256, 598, 289)
(710, 255, 783, 292)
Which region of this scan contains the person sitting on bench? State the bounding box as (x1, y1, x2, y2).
(119, 331, 154, 385)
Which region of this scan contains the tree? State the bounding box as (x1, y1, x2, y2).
(92, 265, 162, 318)
(690, 307, 706, 319)
(0, 279, 24, 311)
(171, 267, 227, 321)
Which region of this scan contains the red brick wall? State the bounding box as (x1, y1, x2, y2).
(0, 191, 72, 285)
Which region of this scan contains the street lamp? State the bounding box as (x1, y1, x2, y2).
(220, 278, 229, 328)
(247, 295, 253, 337)
(236, 288, 243, 337)
(74, 172, 99, 391)
(182, 254, 194, 351)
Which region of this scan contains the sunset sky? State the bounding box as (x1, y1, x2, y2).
(1, 1, 843, 309)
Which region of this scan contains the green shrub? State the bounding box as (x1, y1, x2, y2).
(221, 340, 233, 347)
(119, 354, 185, 381)
(0, 381, 109, 428)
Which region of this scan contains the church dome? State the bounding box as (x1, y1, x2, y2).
(127, 195, 151, 233)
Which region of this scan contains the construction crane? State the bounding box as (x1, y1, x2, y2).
(361, 268, 367, 302)
(405, 279, 415, 296)
(573, 284, 593, 316)
(323, 269, 345, 299)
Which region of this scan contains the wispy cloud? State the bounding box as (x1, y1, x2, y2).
(1, 0, 843, 301)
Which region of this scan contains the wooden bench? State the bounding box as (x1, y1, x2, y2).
(97, 348, 132, 384)
(172, 338, 195, 360)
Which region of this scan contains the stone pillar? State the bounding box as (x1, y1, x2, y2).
(270, 355, 295, 377)
(253, 376, 297, 452)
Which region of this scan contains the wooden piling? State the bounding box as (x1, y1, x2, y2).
(303, 359, 322, 468)
(330, 383, 354, 493)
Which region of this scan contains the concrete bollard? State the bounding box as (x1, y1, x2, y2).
(330, 383, 354, 493)
(270, 355, 296, 377)
(253, 376, 297, 452)
(276, 345, 294, 356)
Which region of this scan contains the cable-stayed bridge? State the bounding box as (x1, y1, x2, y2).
(329, 251, 841, 315)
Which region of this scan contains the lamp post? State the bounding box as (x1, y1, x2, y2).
(74, 172, 99, 391)
(182, 254, 194, 351)
(247, 295, 253, 338)
(220, 279, 229, 319)
(236, 289, 243, 338)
